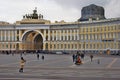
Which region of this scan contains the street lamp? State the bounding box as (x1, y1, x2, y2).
(10, 43, 11, 54)
(118, 40, 120, 55)
(14, 25, 16, 54)
(84, 41, 86, 54)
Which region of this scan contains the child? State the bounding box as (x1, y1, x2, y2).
(19, 57, 26, 72)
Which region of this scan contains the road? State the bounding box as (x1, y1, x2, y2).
(0, 53, 120, 80)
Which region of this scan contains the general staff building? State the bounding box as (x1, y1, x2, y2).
(0, 4, 120, 54)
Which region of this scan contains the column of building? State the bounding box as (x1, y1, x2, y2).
(48, 30, 51, 50)
(19, 30, 23, 50)
(43, 29, 46, 50)
(0, 30, 2, 49)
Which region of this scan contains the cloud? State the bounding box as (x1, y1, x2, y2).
(0, 0, 119, 23)
(105, 0, 120, 18)
(51, 0, 109, 9)
(51, 0, 120, 19)
(0, 0, 36, 23)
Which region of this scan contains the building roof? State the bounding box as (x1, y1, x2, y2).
(78, 4, 105, 21)
(0, 21, 10, 25)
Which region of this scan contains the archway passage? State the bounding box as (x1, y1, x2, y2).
(22, 31, 43, 50)
(106, 49, 110, 55)
(34, 34, 43, 50)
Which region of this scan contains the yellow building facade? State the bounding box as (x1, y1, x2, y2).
(0, 7, 120, 54)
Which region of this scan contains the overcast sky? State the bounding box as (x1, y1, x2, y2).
(0, 0, 120, 23)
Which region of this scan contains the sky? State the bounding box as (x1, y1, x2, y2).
(0, 0, 120, 23)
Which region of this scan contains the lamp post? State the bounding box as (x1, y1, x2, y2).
(84, 41, 85, 54)
(118, 40, 120, 55)
(10, 43, 11, 54)
(10, 25, 15, 55)
(14, 25, 16, 54)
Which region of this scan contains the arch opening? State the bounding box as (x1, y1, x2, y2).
(34, 34, 43, 50)
(22, 30, 43, 50)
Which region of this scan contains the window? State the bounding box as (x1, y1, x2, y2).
(90, 28, 92, 32)
(86, 28, 88, 32)
(68, 35, 70, 40)
(68, 44, 70, 49)
(65, 36, 67, 41)
(93, 34, 95, 40)
(108, 26, 110, 31)
(86, 44, 88, 48)
(90, 44, 92, 49)
(64, 44, 66, 49)
(79, 44, 81, 49)
(6, 44, 8, 48)
(61, 36, 63, 41)
(104, 27, 106, 31)
(61, 44, 63, 49)
(93, 44, 95, 49)
(86, 34, 88, 40)
(93, 28, 95, 32)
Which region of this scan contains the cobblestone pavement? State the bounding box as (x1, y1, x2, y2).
(0, 54, 120, 80)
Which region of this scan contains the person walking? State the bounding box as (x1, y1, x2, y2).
(90, 54, 93, 62)
(41, 55, 44, 60)
(19, 57, 26, 73)
(37, 54, 39, 60)
(81, 53, 85, 59)
(72, 54, 76, 62)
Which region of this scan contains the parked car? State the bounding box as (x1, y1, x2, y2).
(56, 52, 63, 54)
